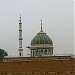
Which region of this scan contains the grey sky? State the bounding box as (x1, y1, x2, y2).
(0, 0, 74, 56)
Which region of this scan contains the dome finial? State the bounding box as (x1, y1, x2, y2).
(40, 20, 43, 31)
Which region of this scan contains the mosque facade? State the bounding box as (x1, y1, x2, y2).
(18, 15, 54, 57)
(0, 16, 75, 75)
(27, 20, 53, 57)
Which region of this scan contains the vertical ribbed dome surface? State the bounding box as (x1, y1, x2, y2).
(31, 31, 53, 45)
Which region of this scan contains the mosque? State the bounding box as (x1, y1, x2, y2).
(18, 15, 53, 57)
(4, 15, 72, 60)
(27, 20, 53, 57)
(0, 16, 75, 75)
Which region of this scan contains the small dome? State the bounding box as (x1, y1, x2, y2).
(31, 31, 53, 45)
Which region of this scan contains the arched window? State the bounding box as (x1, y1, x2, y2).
(44, 50, 47, 55)
(33, 50, 34, 56)
(31, 50, 32, 56)
(20, 52, 21, 56)
(36, 50, 38, 56)
(40, 50, 43, 56)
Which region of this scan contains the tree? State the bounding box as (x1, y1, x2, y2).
(0, 49, 8, 61)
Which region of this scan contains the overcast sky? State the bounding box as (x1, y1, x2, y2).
(0, 0, 74, 56)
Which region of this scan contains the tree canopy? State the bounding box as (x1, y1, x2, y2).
(0, 49, 8, 61)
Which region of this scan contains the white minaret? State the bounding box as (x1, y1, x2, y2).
(18, 15, 23, 57)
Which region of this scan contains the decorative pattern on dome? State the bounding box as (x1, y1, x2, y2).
(31, 31, 53, 45)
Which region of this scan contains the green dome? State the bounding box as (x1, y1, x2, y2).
(31, 31, 53, 45)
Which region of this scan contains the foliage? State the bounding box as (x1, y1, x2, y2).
(0, 49, 8, 61)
